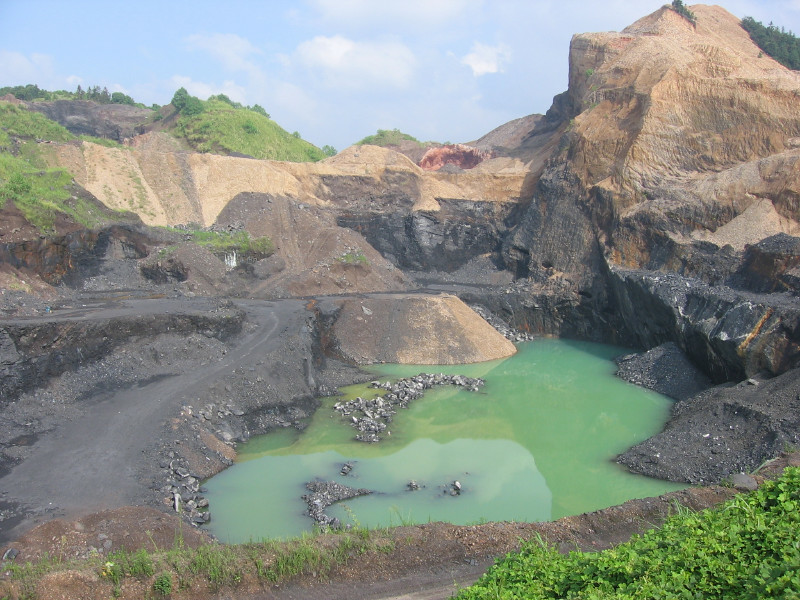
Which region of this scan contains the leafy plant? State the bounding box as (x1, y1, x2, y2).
(153, 572, 173, 595)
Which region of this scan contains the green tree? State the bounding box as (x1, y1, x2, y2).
(249, 104, 269, 118)
(171, 87, 205, 116)
(741, 16, 800, 69)
(322, 145, 337, 157)
(171, 87, 190, 111)
(111, 91, 135, 105)
(670, 0, 696, 24)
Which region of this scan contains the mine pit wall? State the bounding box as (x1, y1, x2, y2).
(336, 199, 523, 273)
(0, 309, 244, 402)
(0, 225, 153, 286)
(607, 267, 800, 383)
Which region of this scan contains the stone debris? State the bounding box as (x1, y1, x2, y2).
(470, 305, 534, 342)
(333, 373, 485, 443)
(302, 480, 372, 529)
(161, 456, 211, 526)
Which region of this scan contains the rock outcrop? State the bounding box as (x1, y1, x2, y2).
(25, 100, 152, 142)
(418, 144, 494, 171)
(500, 4, 800, 378)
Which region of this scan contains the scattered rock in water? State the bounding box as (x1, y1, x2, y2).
(333, 373, 485, 443)
(340, 462, 353, 476)
(302, 480, 373, 528)
(407, 480, 420, 491)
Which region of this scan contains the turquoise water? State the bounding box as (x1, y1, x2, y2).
(204, 339, 685, 542)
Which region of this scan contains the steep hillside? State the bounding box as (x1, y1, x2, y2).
(506, 4, 800, 277)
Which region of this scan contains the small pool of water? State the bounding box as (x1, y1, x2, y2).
(204, 339, 685, 542)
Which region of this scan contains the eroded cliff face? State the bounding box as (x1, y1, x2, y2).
(501, 4, 800, 377)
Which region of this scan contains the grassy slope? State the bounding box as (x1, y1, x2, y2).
(0, 102, 131, 231)
(171, 99, 326, 162)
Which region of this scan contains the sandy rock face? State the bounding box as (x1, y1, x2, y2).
(507, 5, 800, 279)
(316, 294, 517, 365)
(564, 5, 800, 262)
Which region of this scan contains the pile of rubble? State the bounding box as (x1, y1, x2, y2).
(333, 373, 485, 442)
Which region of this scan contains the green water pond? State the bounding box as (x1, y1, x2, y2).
(203, 339, 685, 542)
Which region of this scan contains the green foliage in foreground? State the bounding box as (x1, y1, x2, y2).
(357, 128, 422, 147)
(171, 97, 326, 162)
(741, 16, 800, 70)
(456, 467, 800, 599)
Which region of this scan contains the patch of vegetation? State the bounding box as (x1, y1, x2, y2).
(189, 229, 275, 257)
(336, 249, 369, 265)
(2, 527, 384, 598)
(0, 152, 105, 231)
(669, 0, 696, 25)
(169, 94, 326, 162)
(456, 467, 800, 599)
(741, 16, 800, 70)
(152, 571, 173, 595)
(357, 128, 422, 147)
(0, 101, 75, 143)
(0, 104, 131, 231)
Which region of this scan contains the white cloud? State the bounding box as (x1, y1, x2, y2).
(0, 51, 55, 85)
(169, 75, 247, 103)
(461, 42, 511, 76)
(295, 35, 416, 89)
(184, 33, 263, 77)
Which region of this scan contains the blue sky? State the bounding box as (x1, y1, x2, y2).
(2, 1, 799, 151)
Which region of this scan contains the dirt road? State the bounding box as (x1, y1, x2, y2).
(0, 297, 314, 544)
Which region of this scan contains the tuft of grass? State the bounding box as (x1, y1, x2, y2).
(336, 249, 368, 266)
(79, 135, 123, 148)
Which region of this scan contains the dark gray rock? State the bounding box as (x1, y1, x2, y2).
(24, 100, 153, 141)
(615, 342, 712, 401)
(731, 473, 758, 491)
(618, 368, 800, 484)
